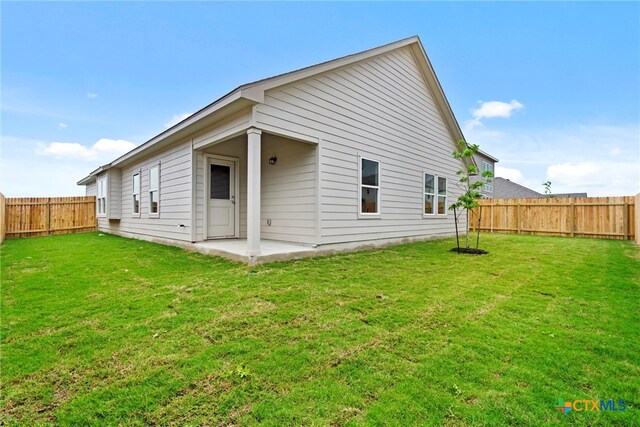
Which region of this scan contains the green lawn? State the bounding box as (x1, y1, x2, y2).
(1, 233, 638, 426)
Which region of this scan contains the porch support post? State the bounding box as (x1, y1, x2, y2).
(246, 128, 262, 256)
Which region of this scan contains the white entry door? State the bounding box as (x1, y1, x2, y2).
(207, 159, 236, 238)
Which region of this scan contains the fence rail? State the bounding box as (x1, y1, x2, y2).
(470, 196, 637, 241)
(3, 196, 97, 239)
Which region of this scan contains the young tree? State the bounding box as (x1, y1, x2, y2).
(543, 181, 555, 198)
(449, 140, 494, 251)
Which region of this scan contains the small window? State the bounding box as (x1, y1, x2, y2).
(149, 165, 159, 214)
(438, 176, 447, 214)
(360, 158, 380, 214)
(210, 164, 230, 199)
(132, 173, 140, 215)
(482, 161, 494, 192)
(424, 173, 435, 214)
(424, 173, 447, 215)
(97, 176, 107, 216)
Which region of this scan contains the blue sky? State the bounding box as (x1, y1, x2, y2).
(2, 2, 638, 196)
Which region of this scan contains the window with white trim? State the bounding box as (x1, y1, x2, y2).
(360, 158, 380, 214)
(424, 173, 448, 215)
(132, 173, 140, 215)
(97, 176, 107, 216)
(482, 161, 494, 192)
(437, 176, 447, 214)
(149, 165, 159, 214)
(424, 173, 435, 214)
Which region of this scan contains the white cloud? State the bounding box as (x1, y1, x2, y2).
(58, 122, 68, 129)
(546, 161, 639, 195)
(464, 122, 639, 196)
(164, 112, 192, 129)
(495, 166, 524, 183)
(608, 147, 622, 156)
(474, 100, 524, 120)
(36, 138, 136, 162)
(87, 92, 98, 98)
(465, 100, 524, 130)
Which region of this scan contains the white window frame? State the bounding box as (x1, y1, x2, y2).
(132, 172, 141, 217)
(482, 161, 494, 193)
(423, 172, 449, 217)
(148, 164, 160, 216)
(97, 176, 107, 217)
(437, 175, 448, 215)
(358, 156, 381, 218)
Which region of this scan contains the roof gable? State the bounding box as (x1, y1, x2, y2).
(79, 36, 470, 184)
(243, 36, 466, 144)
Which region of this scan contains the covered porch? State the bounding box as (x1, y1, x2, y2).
(192, 125, 319, 258)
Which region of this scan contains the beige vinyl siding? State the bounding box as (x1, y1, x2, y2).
(96, 139, 193, 241)
(256, 46, 465, 244)
(260, 135, 316, 244)
(193, 110, 252, 148)
(107, 168, 122, 219)
(85, 181, 96, 197)
(194, 134, 317, 244)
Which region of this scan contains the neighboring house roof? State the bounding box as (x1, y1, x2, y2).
(476, 149, 499, 163)
(493, 177, 543, 199)
(552, 192, 588, 198)
(78, 35, 491, 185)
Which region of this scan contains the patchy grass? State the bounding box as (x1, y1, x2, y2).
(1, 232, 638, 425)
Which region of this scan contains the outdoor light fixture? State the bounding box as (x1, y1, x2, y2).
(269, 156, 277, 165)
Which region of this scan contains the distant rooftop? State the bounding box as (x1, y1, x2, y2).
(493, 177, 543, 199)
(493, 177, 587, 199)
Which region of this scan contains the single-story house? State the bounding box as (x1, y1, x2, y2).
(79, 36, 494, 263)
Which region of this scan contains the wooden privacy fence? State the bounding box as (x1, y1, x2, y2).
(470, 196, 637, 241)
(0, 193, 5, 244)
(3, 196, 97, 239)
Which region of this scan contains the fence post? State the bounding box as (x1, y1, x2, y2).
(623, 202, 628, 240)
(570, 201, 575, 237)
(46, 197, 51, 235)
(0, 192, 5, 244)
(635, 194, 640, 244)
(490, 199, 494, 233)
(516, 203, 521, 234)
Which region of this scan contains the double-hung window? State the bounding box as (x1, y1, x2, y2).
(482, 161, 494, 193)
(360, 158, 380, 215)
(132, 173, 140, 215)
(424, 173, 448, 215)
(149, 165, 159, 214)
(97, 176, 107, 216)
(437, 176, 447, 214)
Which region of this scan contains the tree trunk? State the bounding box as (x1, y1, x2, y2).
(465, 208, 470, 248)
(476, 205, 482, 249)
(454, 206, 460, 252)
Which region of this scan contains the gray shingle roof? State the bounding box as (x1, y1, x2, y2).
(492, 177, 543, 199)
(552, 192, 588, 198)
